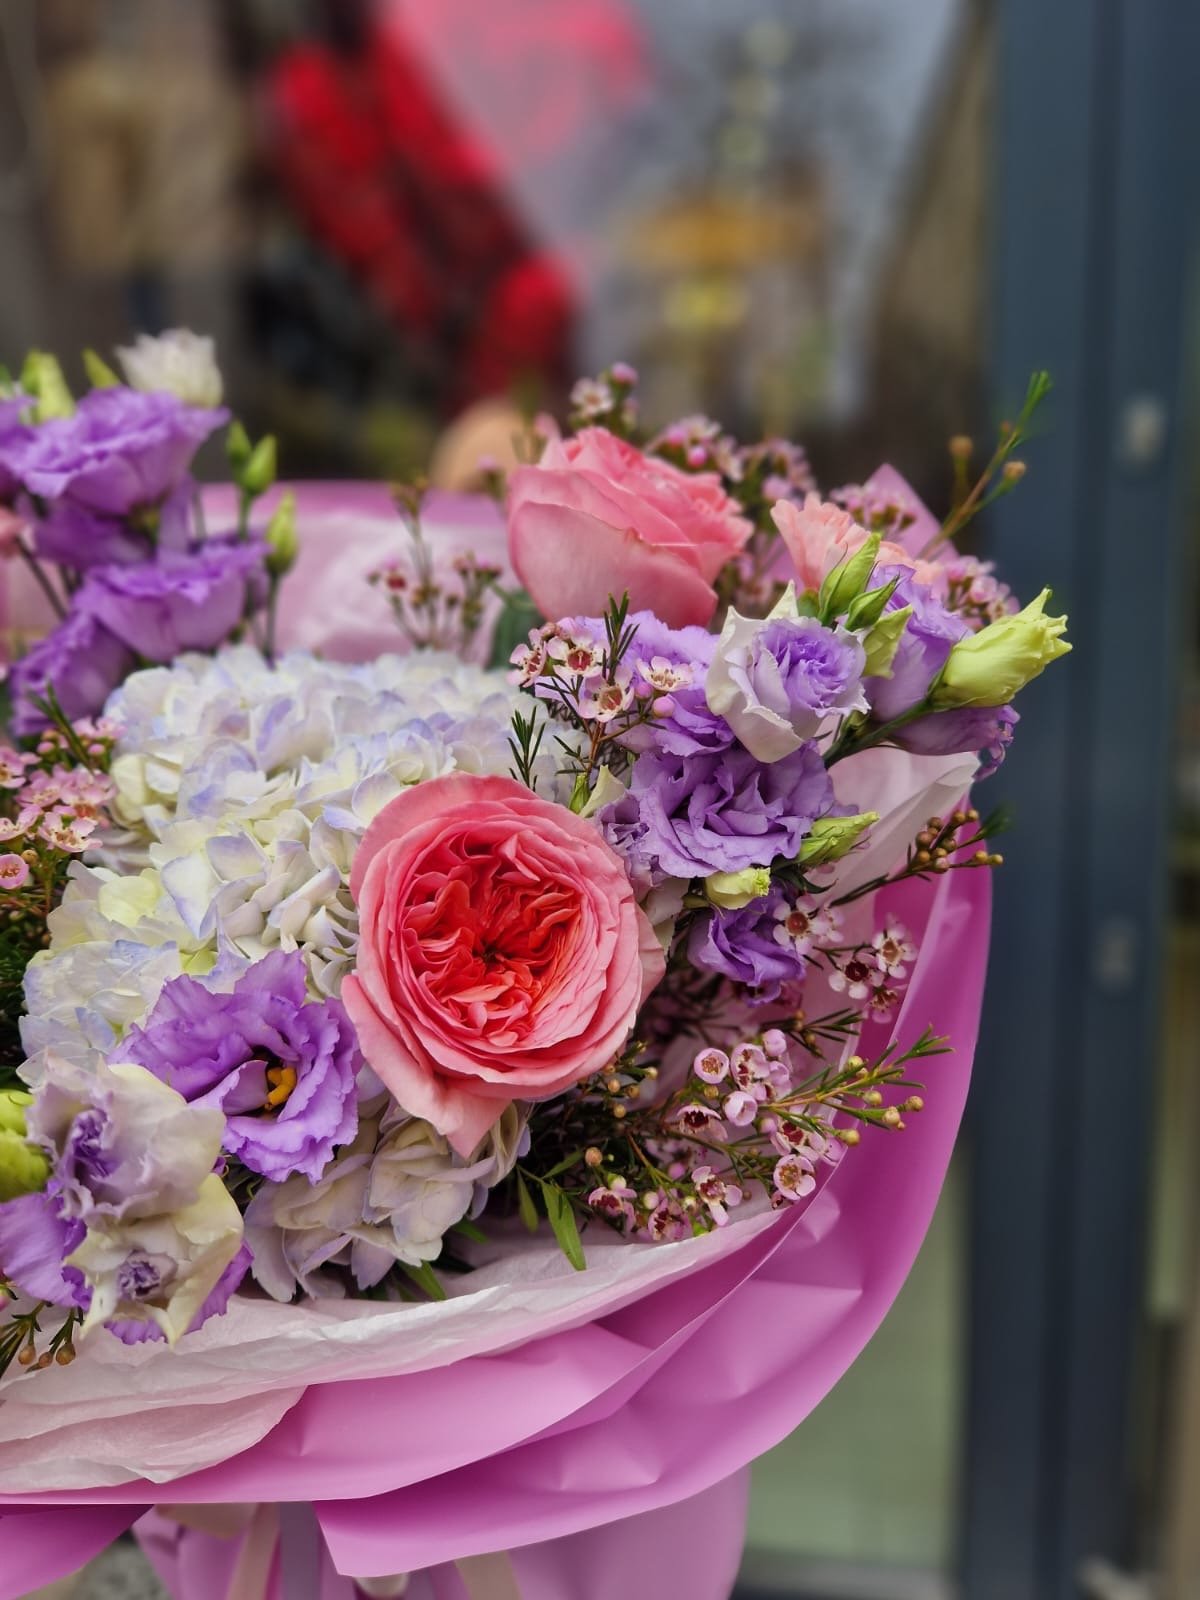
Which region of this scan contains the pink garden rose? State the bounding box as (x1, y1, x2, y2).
(341, 773, 665, 1156)
(507, 426, 752, 629)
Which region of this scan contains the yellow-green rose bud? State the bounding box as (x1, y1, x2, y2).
(705, 866, 772, 910)
(798, 811, 879, 867)
(932, 587, 1071, 707)
(0, 1091, 48, 1202)
(862, 606, 912, 678)
(20, 351, 74, 421)
(264, 490, 298, 578)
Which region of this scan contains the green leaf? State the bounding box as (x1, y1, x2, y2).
(488, 589, 544, 671)
(451, 1217, 488, 1244)
(538, 1149, 587, 1183)
(399, 1259, 447, 1301)
(542, 1182, 586, 1271)
(515, 1169, 539, 1233)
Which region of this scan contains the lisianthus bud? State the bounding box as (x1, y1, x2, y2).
(932, 587, 1070, 707)
(82, 349, 121, 389)
(19, 351, 74, 421)
(264, 490, 298, 578)
(0, 1090, 49, 1202)
(705, 866, 772, 910)
(861, 605, 912, 677)
(240, 435, 277, 498)
(797, 811, 878, 867)
(818, 531, 881, 622)
(226, 419, 252, 471)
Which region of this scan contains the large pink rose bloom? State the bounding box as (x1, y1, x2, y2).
(341, 773, 665, 1156)
(507, 426, 752, 628)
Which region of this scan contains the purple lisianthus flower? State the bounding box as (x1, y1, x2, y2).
(34, 480, 195, 571)
(0, 1190, 88, 1307)
(2, 387, 226, 517)
(106, 1241, 251, 1345)
(688, 888, 807, 1001)
(864, 565, 971, 724)
(896, 702, 1019, 777)
(8, 606, 135, 737)
(603, 741, 834, 882)
(707, 600, 867, 762)
(0, 395, 31, 501)
(78, 536, 267, 662)
(121, 950, 360, 1183)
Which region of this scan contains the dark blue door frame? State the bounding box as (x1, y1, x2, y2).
(964, 1, 1200, 1596)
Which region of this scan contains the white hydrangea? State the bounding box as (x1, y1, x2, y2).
(24, 647, 541, 1058)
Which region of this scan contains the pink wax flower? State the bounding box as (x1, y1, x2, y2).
(773, 493, 914, 596)
(507, 426, 752, 629)
(0, 853, 29, 889)
(342, 773, 665, 1157)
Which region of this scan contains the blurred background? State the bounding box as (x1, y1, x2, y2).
(2, 1, 1198, 1597)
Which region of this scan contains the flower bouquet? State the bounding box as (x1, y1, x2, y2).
(0, 343, 1067, 1598)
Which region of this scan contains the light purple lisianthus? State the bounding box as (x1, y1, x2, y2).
(863, 564, 971, 724)
(0, 1190, 88, 1308)
(707, 603, 867, 762)
(77, 536, 267, 662)
(8, 606, 135, 737)
(105, 1241, 251, 1345)
(2, 387, 227, 516)
(896, 702, 1019, 777)
(603, 741, 834, 883)
(688, 888, 807, 1002)
(121, 950, 360, 1184)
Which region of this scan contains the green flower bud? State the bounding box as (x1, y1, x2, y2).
(19, 351, 74, 421)
(798, 811, 879, 867)
(932, 588, 1071, 708)
(705, 866, 772, 910)
(862, 606, 912, 678)
(82, 349, 121, 389)
(226, 419, 252, 470)
(240, 435, 277, 498)
(845, 575, 900, 634)
(0, 1092, 48, 1202)
(264, 490, 298, 578)
(818, 532, 880, 622)
(0, 1089, 32, 1136)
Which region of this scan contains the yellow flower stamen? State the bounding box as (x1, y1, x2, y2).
(264, 1065, 297, 1109)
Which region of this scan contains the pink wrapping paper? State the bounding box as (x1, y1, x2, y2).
(0, 864, 988, 1595)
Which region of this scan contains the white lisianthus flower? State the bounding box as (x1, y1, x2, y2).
(70, 1174, 245, 1344)
(116, 329, 224, 409)
(244, 1098, 496, 1299)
